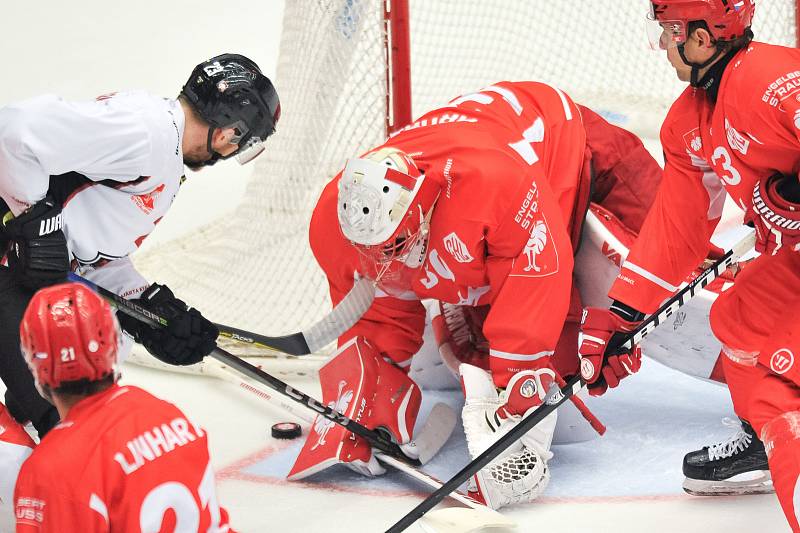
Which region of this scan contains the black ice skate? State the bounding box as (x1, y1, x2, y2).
(682, 418, 773, 496)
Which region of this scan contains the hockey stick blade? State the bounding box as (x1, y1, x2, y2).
(68, 272, 375, 356)
(385, 227, 756, 532)
(410, 402, 457, 465)
(216, 278, 375, 355)
(380, 452, 516, 533)
(68, 273, 418, 466)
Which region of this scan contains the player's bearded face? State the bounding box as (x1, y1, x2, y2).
(183, 128, 241, 169)
(183, 139, 217, 169)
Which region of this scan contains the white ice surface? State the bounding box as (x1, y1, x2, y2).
(111, 356, 789, 533)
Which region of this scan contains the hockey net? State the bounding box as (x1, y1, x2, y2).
(132, 0, 799, 364)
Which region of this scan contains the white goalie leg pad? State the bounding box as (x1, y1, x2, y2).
(459, 364, 556, 510)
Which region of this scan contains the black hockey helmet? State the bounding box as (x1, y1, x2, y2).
(181, 53, 280, 166)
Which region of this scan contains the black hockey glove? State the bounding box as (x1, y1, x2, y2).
(2, 197, 70, 290)
(118, 283, 219, 366)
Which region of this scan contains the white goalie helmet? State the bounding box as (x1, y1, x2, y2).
(337, 147, 441, 293)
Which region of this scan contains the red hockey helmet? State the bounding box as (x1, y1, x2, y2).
(647, 0, 755, 49)
(337, 146, 441, 295)
(20, 282, 119, 391)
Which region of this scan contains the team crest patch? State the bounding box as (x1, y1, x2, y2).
(131, 183, 166, 215)
(682, 127, 702, 153)
(519, 378, 537, 398)
(770, 348, 794, 375)
(443, 232, 474, 263)
(511, 214, 559, 278)
(580, 358, 595, 380)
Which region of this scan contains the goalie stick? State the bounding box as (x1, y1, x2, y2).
(67, 272, 375, 356)
(68, 274, 427, 466)
(386, 227, 757, 532)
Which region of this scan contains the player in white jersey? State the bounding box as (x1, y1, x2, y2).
(0, 53, 281, 438)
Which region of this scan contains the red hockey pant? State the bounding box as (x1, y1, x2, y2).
(721, 261, 800, 532)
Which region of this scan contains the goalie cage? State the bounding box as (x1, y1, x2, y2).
(129, 0, 800, 377)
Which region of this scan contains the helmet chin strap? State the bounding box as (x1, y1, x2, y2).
(677, 42, 727, 87)
(203, 126, 225, 167)
(186, 126, 226, 170)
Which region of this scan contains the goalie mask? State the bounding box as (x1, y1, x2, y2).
(182, 53, 281, 167)
(20, 282, 120, 398)
(337, 147, 441, 296)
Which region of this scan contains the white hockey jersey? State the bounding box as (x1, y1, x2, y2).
(0, 91, 187, 298)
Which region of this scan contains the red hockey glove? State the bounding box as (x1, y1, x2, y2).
(745, 173, 800, 256)
(431, 302, 490, 375)
(578, 306, 642, 397)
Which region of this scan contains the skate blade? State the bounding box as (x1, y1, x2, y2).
(682, 471, 774, 496)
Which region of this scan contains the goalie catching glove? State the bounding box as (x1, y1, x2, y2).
(117, 283, 218, 366)
(460, 363, 557, 509)
(2, 197, 70, 290)
(577, 303, 643, 396)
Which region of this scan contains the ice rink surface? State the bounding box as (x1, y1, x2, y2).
(0, 1, 792, 531)
(115, 352, 788, 533)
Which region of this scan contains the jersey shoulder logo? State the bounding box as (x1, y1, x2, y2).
(443, 232, 474, 263)
(724, 119, 750, 155)
(682, 127, 703, 154)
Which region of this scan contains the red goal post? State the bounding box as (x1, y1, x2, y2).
(385, 0, 800, 136)
(133, 0, 800, 361)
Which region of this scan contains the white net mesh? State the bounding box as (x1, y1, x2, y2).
(133, 0, 797, 355)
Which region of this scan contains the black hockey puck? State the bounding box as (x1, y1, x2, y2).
(271, 422, 302, 439)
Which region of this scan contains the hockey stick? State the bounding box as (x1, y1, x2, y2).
(67, 274, 420, 466)
(386, 227, 756, 532)
(214, 279, 374, 355)
(66, 273, 375, 356)
(196, 354, 515, 532)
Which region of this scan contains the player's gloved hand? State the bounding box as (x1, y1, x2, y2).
(431, 302, 490, 375)
(577, 305, 643, 396)
(118, 283, 218, 366)
(744, 172, 800, 256)
(2, 197, 70, 290)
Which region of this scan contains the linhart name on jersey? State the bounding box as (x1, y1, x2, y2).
(39, 213, 63, 236)
(113, 417, 205, 475)
(514, 181, 539, 230)
(752, 184, 800, 230)
(390, 113, 478, 137)
(762, 70, 800, 107)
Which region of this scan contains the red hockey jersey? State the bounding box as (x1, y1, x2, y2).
(311, 81, 661, 385)
(14, 385, 232, 532)
(610, 42, 800, 313)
